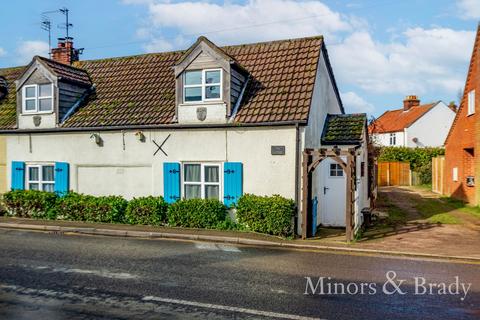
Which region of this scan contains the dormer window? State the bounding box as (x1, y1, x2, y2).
(22, 84, 53, 113)
(184, 69, 222, 103)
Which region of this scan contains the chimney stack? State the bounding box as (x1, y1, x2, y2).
(51, 37, 82, 65)
(403, 95, 420, 111)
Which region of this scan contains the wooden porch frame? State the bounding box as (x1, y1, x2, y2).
(301, 148, 356, 241)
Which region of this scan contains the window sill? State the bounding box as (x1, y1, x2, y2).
(180, 100, 224, 106)
(21, 111, 54, 116)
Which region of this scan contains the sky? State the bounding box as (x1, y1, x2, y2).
(0, 0, 479, 118)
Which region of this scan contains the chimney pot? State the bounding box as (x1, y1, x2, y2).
(403, 95, 420, 111)
(51, 37, 81, 65)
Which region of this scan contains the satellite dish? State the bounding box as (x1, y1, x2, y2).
(412, 137, 418, 143)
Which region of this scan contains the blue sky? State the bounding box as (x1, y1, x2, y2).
(0, 0, 478, 117)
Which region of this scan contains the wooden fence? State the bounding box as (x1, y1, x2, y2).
(377, 161, 411, 186)
(432, 156, 445, 194)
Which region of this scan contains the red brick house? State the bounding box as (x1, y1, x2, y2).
(444, 24, 480, 204)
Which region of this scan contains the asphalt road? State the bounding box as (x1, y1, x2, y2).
(0, 229, 478, 320)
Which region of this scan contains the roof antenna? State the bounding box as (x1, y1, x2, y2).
(58, 7, 73, 40)
(40, 15, 52, 58)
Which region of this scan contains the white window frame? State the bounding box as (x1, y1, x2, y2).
(22, 83, 54, 114)
(467, 90, 475, 116)
(183, 69, 222, 103)
(182, 162, 222, 200)
(26, 163, 55, 192)
(389, 133, 396, 146)
(329, 163, 344, 178)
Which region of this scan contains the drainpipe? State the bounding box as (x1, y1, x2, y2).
(294, 122, 300, 235)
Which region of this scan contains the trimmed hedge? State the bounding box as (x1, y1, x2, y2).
(125, 196, 168, 225)
(236, 194, 295, 237)
(55, 192, 128, 223)
(3, 190, 57, 219)
(168, 198, 227, 228)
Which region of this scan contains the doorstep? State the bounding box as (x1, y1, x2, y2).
(0, 217, 479, 263)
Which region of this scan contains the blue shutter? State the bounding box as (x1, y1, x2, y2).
(54, 162, 69, 196)
(11, 161, 25, 190)
(164, 162, 181, 204)
(223, 162, 243, 207)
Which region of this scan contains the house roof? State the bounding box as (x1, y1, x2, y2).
(36, 56, 92, 87)
(369, 102, 437, 134)
(0, 35, 335, 130)
(321, 113, 366, 145)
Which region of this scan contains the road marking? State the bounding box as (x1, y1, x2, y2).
(142, 295, 325, 320)
(31, 265, 139, 280)
(195, 242, 241, 252)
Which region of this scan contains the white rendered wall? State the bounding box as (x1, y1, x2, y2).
(6, 126, 297, 200)
(372, 131, 405, 147)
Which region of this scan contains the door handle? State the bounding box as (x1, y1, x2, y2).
(324, 187, 329, 194)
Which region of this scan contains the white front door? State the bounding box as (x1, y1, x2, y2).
(320, 158, 346, 227)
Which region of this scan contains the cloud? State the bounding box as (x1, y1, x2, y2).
(0, 47, 6, 57)
(457, 0, 480, 19)
(341, 91, 374, 113)
(127, 0, 351, 50)
(330, 28, 475, 96)
(16, 41, 49, 64)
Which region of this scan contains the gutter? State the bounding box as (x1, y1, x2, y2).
(0, 120, 307, 135)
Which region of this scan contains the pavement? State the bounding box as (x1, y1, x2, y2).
(0, 228, 479, 320)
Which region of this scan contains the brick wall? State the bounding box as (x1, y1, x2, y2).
(444, 25, 480, 204)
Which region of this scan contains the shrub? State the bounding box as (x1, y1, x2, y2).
(2, 190, 57, 219)
(125, 196, 168, 225)
(168, 198, 227, 228)
(236, 194, 295, 237)
(55, 192, 127, 223)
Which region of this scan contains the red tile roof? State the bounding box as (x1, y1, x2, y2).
(0, 35, 339, 129)
(369, 103, 437, 134)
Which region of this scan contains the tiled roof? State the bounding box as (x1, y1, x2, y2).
(37, 56, 92, 87)
(0, 67, 24, 129)
(321, 113, 366, 145)
(0, 35, 330, 129)
(369, 103, 437, 134)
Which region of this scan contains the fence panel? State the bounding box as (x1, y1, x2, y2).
(432, 156, 445, 194)
(377, 161, 411, 186)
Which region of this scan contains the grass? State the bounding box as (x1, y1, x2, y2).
(459, 206, 480, 219)
(427, 213, 461, 224)
(375, 193, 408, 226)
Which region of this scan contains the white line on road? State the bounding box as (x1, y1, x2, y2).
(142, 295, 325, 320)
(31, 265, 139, 280)
(194, 242, 241, 252)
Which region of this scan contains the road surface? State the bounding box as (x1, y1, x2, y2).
(0, 228, 478, 319)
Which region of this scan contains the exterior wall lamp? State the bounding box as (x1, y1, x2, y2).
(90, 133, 103, 146)
(135, 131, 146, 142)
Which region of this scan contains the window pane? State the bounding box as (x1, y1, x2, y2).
(205, 70, 221, 84)
(39, 84, 52, 97)
(205, 85, 220, 99)
(184, 164, 201, 182)
(205, 166, 219, 183)
(29, 167, 39, 181)
(185, 185, 201, 199)
(25, 99, 36, 111)
(205, 185, 219, 200)
(185, 87, 202, 102)
(39, 98, 52, 111)
(42, 165, 54, 181)
(42, 183, 54, 192)
(185, 71, 202, 85)
(29, 183, 39, 190)
(25, 87, 36, 98)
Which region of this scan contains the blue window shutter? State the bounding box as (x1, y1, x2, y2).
(164, 162, 181, 204)
(11, 161, 25, 190)
(223, 162, 243, 207)
(54, 162, 70, 196)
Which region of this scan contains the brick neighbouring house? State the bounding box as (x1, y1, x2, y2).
(444, 24, 480, 204)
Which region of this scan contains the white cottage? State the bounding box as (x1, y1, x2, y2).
(0, 36, 370, 238)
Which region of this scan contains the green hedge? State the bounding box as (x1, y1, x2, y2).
(55, 192, 128, 223)
(236, 194, 295, 237)
(125, 196, 168, 225)
(378, 147, 445, 184)
(2, 190, 57, 219)
(168, 198, 227, 228)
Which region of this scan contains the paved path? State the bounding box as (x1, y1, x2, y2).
(354, 187, 480, 258)
(0, 229, 479, 319)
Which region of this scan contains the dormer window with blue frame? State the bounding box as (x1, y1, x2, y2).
(22, 83, 53, 113)
(184, 69, 222, 103)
